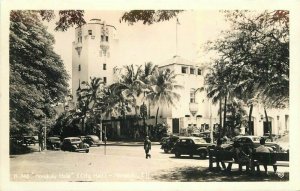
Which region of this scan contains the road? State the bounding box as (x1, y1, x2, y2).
(10, 144, 289, 182)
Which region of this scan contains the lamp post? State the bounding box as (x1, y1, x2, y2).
(44, 115, 47, 151)
(93, 108, 102, 141)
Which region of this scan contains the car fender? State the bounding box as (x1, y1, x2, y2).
(196, 147, 207, 152)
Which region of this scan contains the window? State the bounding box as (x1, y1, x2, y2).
(103, 63, 106, 70)
(103, 77, 107, 84)
(106, 36, 109, 42)
(101, 35, 104, 42)
(190, 89, 195, 103)
(190, 68, 195, 74)
(182, 67, 187, 74)
(88, 30, 92, 35)
(198, 69, 202, 75)
(78, 64, 81, 71)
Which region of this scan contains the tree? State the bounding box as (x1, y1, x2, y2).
(76, 77, 103, 134)
(205, 10, 288, 140)
(147, 68, 182, 125)
(204, 61, 239, 137)
(120, 10, 183, 25)
(207, 10, 289, 108)
(10, 11, 69, 136)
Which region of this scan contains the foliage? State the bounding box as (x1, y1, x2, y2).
(10, 11, 69, 136)
(206, 10, 289, 109)
(120, 10, 183, 25)
(147, 68, 182, 125)
(35, 10, 86, 31)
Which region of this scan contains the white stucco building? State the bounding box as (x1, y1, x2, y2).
(70, 19, 289, 140)
(147, 56, 289, 139)
(72, 19, 119, 101)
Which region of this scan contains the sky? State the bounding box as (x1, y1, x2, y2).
(45, 10, 229, 82)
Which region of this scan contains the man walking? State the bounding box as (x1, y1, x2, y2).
(144, 136, 151, 159)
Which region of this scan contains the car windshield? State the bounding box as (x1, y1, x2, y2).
(252, 137, 261, 142)
(193, 138, 206, 144)
(71, 138, 81, 142)
(49, 137, 60, 141)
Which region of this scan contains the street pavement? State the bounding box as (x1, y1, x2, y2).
(10, 144, 289, 182)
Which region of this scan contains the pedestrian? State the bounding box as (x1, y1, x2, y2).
(144, 136, 151, 159)
(215, 138, 227, 170)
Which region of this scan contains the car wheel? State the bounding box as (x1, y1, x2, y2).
(85, 149, 89, 153)
(164, 148, 169, 153)
(175, 151, 180, 158)
(199, 151, 207, 159)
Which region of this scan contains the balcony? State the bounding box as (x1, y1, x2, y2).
(189, 102, 198, 116)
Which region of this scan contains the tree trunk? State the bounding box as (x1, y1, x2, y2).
(264, 107, 272, 141)
(248, 104, 253, 135)
(155, 107, 160, 126)
(222, 93, 228, 137)
(219, 99, 222, 139)
(148, 100, 151, 119)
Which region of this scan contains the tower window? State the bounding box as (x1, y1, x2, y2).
(106, 36, 109, 42)
(78, 64, 81, 71)
(182, 67, 187, 74)
(198, 69, 202, 75)
(103, 77, 107, 84)
(88, 30, 92, 35)
(190, 68, 195, 74)
(103, 63, 106, 70)
(101, 35, 104, 42)
(190, 89, 195, 103)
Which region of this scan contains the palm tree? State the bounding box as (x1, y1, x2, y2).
(147, 68, 182, 126)
(111, 64, 145, 115)
(205, 61, 241, 137)
(76, 77, 104, 134)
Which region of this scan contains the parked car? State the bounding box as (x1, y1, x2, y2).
(161, 136, 180, 153)
(46, 136, 61, 150)
(79, 135, 101, 147)
(23, 136, 36, 145)
(172, 137, 214, 159)
(61, 137, 89, 153)
(160, 137, 169, 145)
(230, 135, 281, 152)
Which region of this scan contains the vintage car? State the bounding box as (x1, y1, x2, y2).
(84, 135, 102, 146)
(23, 136, 36, 146)
(172, 137, 214, 159)
(46, 136, 61, 150)
(229, 135, 281, 152)
(61, 137, 89, 153)
(161, 136, 180, 153)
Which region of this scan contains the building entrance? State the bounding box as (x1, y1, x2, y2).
(172, 118, 179, 134)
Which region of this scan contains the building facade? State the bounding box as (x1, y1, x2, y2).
(148, 56, 289, 140)
(70, 20, 289, 140)
(72, 19, 119, 101)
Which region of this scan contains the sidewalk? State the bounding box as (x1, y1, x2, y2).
(99, 141, 160, 146)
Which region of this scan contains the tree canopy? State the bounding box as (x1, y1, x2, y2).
(10, 11, 69, 135)
(206, 10, 289, 109)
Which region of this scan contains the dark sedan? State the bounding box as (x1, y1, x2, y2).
(172, 137, 213, 159)
(61, 137, 89, 153)
(46, 137, 61, 150)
